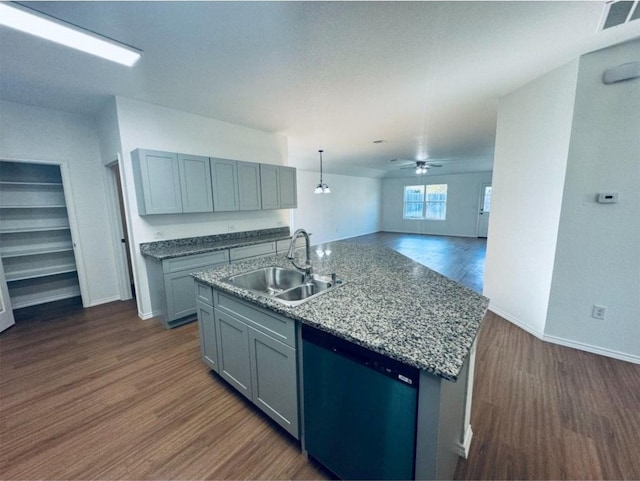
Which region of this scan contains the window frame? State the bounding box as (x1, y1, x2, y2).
(403, 183, 448, 221)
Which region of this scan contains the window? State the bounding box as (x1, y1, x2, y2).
(482, 185, 492, 212)
(403, 184, 447, 220)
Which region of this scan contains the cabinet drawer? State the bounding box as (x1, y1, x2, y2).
(162, 250, 229, 274)
(215, 291, 295, 347)
(276, 237, 306, 254)
(229, 242, 276, 262)
(195, 282, 214, 305)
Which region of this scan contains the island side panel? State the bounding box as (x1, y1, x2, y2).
(414, 354, 470, 480)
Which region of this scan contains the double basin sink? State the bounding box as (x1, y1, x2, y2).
(223, 266, 345, 307)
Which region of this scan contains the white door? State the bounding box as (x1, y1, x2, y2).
(0, 262, 15, 333)
(477, 184, 492, 238)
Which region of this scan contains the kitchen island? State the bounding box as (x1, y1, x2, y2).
(192, 241, 488, 480)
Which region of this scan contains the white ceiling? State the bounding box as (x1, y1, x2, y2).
(1, 1, 639, 178)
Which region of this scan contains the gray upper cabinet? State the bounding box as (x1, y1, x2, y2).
(279, 166, 297, 209)
(260, 164, 297, 210)
(237, 161, 262, 211)
(178, 154, 213, 213)
(132, 149, 182, 215)
(132, 149, 296, 214)
(211, 158, 239, 212)
(260, 164, 280, 210)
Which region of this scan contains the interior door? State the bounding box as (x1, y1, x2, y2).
(477, 184, 492, 238)
(0, 261, 15, 333)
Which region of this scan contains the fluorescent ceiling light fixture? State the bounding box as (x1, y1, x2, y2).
(0, 2, 142, 66)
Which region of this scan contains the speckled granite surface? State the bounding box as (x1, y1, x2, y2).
(140, 227, 291, 260)
(191, 242, 489, 381)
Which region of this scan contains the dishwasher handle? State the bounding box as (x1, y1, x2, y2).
(302, 324, 419, 387)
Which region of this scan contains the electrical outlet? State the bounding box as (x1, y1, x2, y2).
(228, 224, 236, 231)
(154, 231, 163, 240)
(592, 305, 606, 320)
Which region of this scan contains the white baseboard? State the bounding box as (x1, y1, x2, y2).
(488, 307, 639, 365)
(487, 306, 545, 339)
(85, 295, 121, 307)
(543, 333, 639, 364)
(457, 425, 473, 459)
(139, 310, 158, 320)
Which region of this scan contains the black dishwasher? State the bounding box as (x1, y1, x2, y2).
(302, 324, 419, 480)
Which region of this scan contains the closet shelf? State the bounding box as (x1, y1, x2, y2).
(1, 160, 80, 309)
(0, 205, 67, 209)
(0, 246, 74, 259)
(5, 265, 78, 282)
(0, 181, 63, 186)
(0, 226, 71, 234)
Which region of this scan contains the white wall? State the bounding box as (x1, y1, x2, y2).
(293, 170, 382, 245)
(545, 40, 640, 360)
(0, 100, 121, 306)
(112, 97, 291, 318)
(483, 60, 579, 335)
(381, 171, 493, 237)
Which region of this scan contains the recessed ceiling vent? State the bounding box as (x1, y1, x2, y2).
(599, 0, 640, 30)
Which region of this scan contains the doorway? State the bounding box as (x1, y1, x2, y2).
(477, 184, 492, 238)
(107, 160, 134, 299)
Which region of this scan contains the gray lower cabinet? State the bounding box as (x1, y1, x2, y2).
(197, 300, 218, 371)
(248, 325, 298, 436)
(147, 250, 229, 328)
(215, 308, 252, 399)
(196, 283, 299, 439)
(229, 241, 276, 263)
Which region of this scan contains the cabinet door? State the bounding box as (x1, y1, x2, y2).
(211, 158, 239, 212)
(215, 309, 252, 399)
(197, 300, 218, 372)
(178, 154, 213, 213)
(259, 164, 280, 210)
(248, 326, 299, 438)
(279, 166, 297, 209)
(237, 161, 262, 211)
(164, 270, 198, 322)
(131, 149, 182, 215)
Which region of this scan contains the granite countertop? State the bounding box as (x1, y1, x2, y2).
(140, 227, 291, 260)
(191, 241, 489, 382)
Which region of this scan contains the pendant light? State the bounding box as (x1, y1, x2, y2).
(314, 150, 331, 194)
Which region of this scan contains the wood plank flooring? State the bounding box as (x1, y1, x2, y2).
(341, 232, 486, 293)
(1, 233, 638, 479)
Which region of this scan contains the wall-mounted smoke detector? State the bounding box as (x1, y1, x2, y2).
(598, 0, 640, 31)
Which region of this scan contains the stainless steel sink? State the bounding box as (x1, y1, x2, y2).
(223, 267, 344, 306)
(225, 267, 305, 295)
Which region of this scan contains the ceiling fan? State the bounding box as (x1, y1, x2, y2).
(388, 158, 445, 175)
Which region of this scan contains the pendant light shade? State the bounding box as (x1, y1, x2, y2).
(314, 150, 331, 194)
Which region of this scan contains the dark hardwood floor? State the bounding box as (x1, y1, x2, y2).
(1, 233, 638, 479)
(342, 232, 486, 293)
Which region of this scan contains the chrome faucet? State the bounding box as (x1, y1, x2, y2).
(287, 229, 312, 278)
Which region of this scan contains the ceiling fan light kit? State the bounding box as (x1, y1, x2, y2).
(415, 161, 429, 175)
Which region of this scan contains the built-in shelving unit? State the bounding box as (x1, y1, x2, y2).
(0, 161, 81, 309)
